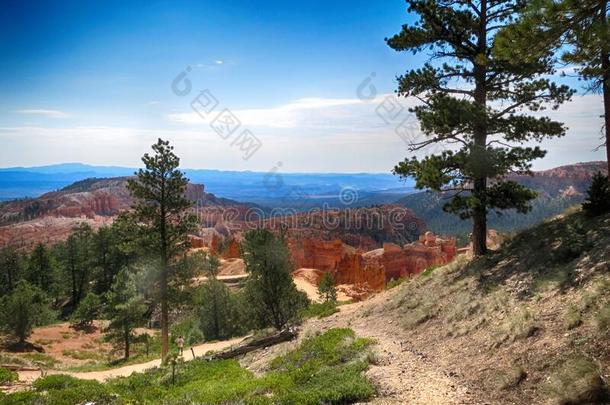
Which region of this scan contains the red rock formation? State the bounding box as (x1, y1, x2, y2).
(221, 238, 241, 259)
(290, 231, 456, 293)
(189, 235, 205, 249)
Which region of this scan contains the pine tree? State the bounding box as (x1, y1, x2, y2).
(0, 246, 23, 295)
(583, 172, 610, 216)
(241, 229, 309, 330)
(105, 269, 146, 359)
(318, 272, 337, 303)
(497, 0, 610, 173)
(70, 292, 101, 330)
(0, 280, 55, 344)
(57, 223, 94, 305)
(387, 0, 573, 255)
(27, 243, 56, 294)
(126, 138, 197, 360)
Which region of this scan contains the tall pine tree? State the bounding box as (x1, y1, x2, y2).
(387, 0, 573, 255)
(127, 138, 197, 360)
(497, 0, 610, 173)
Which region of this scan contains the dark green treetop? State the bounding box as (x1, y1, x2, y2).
(387, 0, 573, 255)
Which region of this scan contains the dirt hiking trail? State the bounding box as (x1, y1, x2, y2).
(16, 336, 245, 385)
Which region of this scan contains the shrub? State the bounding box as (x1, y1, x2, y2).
(70, 292, 101, 329)
(546, 357, 606, 405)
(32, 374, 113, 405)
(196, 280, 245, 341)
(0, 367, 18, 385)
(241, 229, 310, 330)
(563, 305, 582, 330)
(0, 280, 55, 343)
(583, 172, 610, 217)
(595, 302, 610, 334)
(318, 272, 337, 302)
(171, 316, 204, 346)
(301, 301, 339, 319)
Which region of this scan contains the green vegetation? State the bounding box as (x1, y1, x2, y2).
(126, 138, 198, 360)
(2, 328, 376, 404)
(70, 292, 100, 329)
(546, 357, 606, 405)
(104, 269, 147, 359)
(498, 0, 610, 172)
(301, 301, 339, 319)
(318, 272, 337, 302)
(196, 279, 245, 340)
(0, 280, 55, 343)
(583, 172, 610, 217)
(388, 1, 572, 256)
(0, 367, 18, 385)
(241, 229, 309, 330)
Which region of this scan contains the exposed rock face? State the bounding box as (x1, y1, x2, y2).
(0, 178, 235, 226)
(251, 205, 427, 250)
(222, 238, 241, 259)
(290, 232, 456, 295)
(0, 216, 113, 250)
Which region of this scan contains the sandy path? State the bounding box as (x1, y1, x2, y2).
(17, 336, 245, 384)
(301, 292, 480, 405)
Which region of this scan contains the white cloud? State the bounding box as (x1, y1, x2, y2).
(0, 95, 605, 173)
(215, 60, 224, 65)
(168, 94, 418, 129)
(14, 109, 70, 119)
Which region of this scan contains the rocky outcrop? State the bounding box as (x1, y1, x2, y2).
(290, 232, 456, 294)
(0, 177, 240, 226)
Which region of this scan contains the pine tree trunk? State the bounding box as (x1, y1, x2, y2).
(124, 327, 130, 359)
(472, 0, 488, 257)
(602, 0, 610, 174)
(160, 180, 169, 362)
(160, 258, 169, 361)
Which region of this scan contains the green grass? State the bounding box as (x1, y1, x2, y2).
(3, 328, 376, 404)
(301, 301, 339, 319)
(21, 353, 58, 369)
(0, 367, 18, 384)
(62, 349, 107, 361)
(545, 357, 606, 405)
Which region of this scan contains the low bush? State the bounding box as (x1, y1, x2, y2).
(0, 367, 18, 385)
(595, 302, 610, 334)
(546, 357, 606, 405)
(301, 301, 339, 319)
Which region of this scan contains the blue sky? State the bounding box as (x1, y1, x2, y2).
(0, 0, 606, 172)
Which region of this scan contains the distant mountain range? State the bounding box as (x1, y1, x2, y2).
(398, 161, 608, 239)
(0, 163, 415, 204)
(0, 161, 606, 246)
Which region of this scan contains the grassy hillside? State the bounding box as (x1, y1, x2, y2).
(374, 207, 610, 403)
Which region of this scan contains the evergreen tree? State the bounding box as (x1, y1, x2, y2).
(387, 0, 573, 255)
(195, 253, 243, 340)
(27, 243, 56, 295)
(197, 279, 243, 340)
(70, 292, 101, 330)
(497, 0, 610, 173)
(0, 280, 55, 344)
(126, 138, 197, 360)
(583, 172, 610, 216)
(241, 229, 309, 330)
(57, 223, 94, 305)
(105, 269, 146, 359)
(0, 246, 23, 295)
(318, 272, 337, 303)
